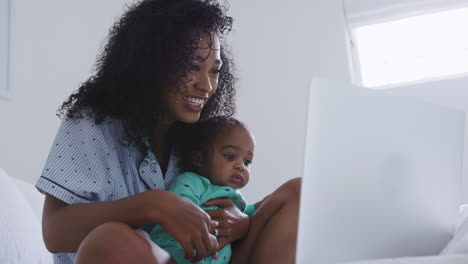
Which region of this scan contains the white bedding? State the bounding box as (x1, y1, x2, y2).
(343, 254, 468, 264)
(0, 168, 52, 264)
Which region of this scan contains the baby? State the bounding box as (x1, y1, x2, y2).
(149, 116, 256, 264)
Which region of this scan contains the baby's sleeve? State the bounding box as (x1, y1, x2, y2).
(35, 116, 119, 204)
(167, 173, 205, 206)
(244, 204, 256, 216)
(232, 191, 256, 216)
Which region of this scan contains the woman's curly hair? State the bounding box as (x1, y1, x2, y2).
(59, 0, 236, 154)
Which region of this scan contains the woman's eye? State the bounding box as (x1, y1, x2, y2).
(211, 69, 221, 75)
(190, 65, 200, 71)
(224, 154, 235, 160)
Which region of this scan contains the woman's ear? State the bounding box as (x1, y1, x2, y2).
(191, 151, 203, 169)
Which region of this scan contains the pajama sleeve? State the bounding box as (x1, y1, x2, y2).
(35, 116, 121, 204)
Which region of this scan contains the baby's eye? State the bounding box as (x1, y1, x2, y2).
(224, 154, 235, 160)
(244, 160, 252, 166)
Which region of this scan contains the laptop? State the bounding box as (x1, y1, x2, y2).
(296, 77, 465, 263)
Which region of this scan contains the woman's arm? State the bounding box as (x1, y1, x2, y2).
(43, 189, 218, 257)
(43, 191, 155, 253)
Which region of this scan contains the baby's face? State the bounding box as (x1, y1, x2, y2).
(198, 126, 255, 189)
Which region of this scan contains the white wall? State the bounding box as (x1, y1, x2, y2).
(229, 0, 352, 201)
(0, 0, 131, 182)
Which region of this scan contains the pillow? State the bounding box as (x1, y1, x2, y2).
(0, 168, 52, 264)
(440, 204, 468, 255)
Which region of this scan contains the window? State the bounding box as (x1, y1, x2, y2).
(351, 7, 468, 88)
(0, 0, 11, 100)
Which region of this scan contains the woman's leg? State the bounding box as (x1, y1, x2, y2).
(75, 222, 175, 264)
(231, 177, 301, 264)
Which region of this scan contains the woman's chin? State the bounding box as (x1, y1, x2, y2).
(178, 114, 201, 124)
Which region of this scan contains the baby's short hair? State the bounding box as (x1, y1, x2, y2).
(178, 116, 248, 170)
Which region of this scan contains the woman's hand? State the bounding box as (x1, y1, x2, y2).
(203, 198, 250, 249)
(151, 190, 219, 262)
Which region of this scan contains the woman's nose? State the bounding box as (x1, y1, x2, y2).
(193, 72, 213, 93)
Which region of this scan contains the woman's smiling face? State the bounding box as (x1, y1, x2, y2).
(160, 33, 222, 125)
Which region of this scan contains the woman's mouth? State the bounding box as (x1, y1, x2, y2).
(183, 96, 205, 112)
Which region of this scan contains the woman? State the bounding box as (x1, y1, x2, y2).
(37, 0, 300, 263)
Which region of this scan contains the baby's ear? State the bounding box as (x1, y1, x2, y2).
(191, 151, 203, 169)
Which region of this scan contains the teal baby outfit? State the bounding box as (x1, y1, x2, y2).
(149, 172, 256, 264)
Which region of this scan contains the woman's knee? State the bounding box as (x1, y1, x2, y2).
(81, 221, 137, 247)
(279, 177, 302, 202)
(286, 177, 302, 194)
(75, 222, 152, 263)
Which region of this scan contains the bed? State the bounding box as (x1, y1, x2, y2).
(1, 168, 467, 264)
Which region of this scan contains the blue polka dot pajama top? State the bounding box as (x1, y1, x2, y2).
(35, 114, 183, 264)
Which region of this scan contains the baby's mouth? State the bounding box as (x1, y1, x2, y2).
(231, 175, 243, 185)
